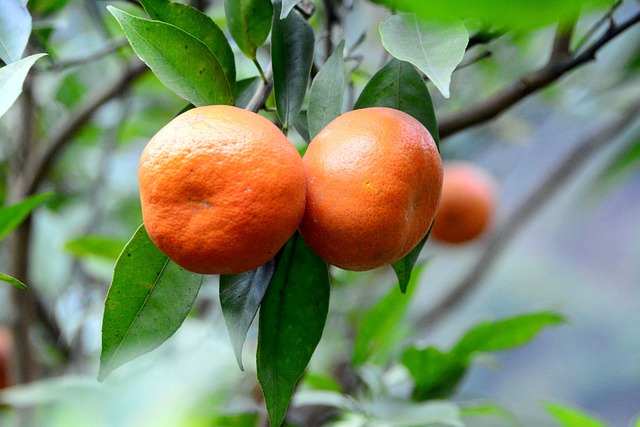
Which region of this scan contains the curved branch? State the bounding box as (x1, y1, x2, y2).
(439, 11, 640, 138)
(18, 58, 148, 197)
(418, 100, 640, 331)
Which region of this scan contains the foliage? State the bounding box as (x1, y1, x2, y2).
(1, 0, 640, 426)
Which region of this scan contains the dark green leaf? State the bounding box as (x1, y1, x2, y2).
(224, 0, 273, 61)
(402, 345, 466, 400)
(28, 0, 70, 16)
(0, 0, 32, 64)
(307, 40, 345, 140)
(54, 73, 86, 109)
(0, 192, 54, 241)
(294, 110, 310, 144)
(220, 260, 275, 371)
(98, 225, 203, 381)
(139, 0, 236, 92)
(452, 312, 564, 356)
(0, 53, 48, 119)
(545, 402, 607, 427)
(108, 6, 233, 107)
(271, 1, 315, 130)
(392, 227, 431, 293)
(64, 235, 127, 261)
(257, 233, 330, 427)
(354, 58, 440, 146)
(353, 263, 424, 366)
(379, 13, 468, 98)
(0, 273, 27, 289)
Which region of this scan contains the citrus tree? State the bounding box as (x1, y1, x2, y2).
(2, 0, 640, 426)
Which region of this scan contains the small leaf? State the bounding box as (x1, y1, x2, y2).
(257, 233, 330, 427)
(402, 345, 466, 400)
(271, 1, 315, 130)
(280, 0, 299, 19)
(224, 0, 273, 61)
(307, 40, 345, 140)
(139, 0, 236, 91)
(64, 235, 127, 261)
(220, 260, 275, 371)
(379, 13, 468, 98)
(0, 54, 48, 119)
(0, 273, 27, 289)
(108, 6, 233, 107)
(392, 228, 431, 293)
(98, 225, 203, 381)
(353, 263, 424, 366)
(0, 192, 54, 241)
(545, 402, 607, 427)
(354, 58, 439, 146)
(452, 312, 564, 356)
(293, 110, 311, 144)
(0, 0, 32, 64)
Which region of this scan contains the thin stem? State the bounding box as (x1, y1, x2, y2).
(253, 58, 268, 84)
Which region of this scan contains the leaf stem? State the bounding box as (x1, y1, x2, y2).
(253, 58, 268, 84)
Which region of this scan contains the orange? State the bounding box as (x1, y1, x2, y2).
(138, 105, 306, 275)
(299, 107, 443, 271)
(431, 162, 497, 244)
(0, 327, 13, 390)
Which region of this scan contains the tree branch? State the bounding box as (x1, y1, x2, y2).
(418, 100, 640, 331)
(17, 58, 148, 197)
(439, 11, 640, 138)
(246, 64, 274, 113)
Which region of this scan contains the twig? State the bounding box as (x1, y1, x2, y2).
(39, 38, 129, 72)
(439, 11, 640, 138)
(417, 100, 640, 331)
(17, 58, 148, 197)
(246, 64, 274, 113)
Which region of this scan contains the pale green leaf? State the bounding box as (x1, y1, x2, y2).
(379, 13, 468, 98)
(0, 0, 32, 64)
(0, 54, 47, 119)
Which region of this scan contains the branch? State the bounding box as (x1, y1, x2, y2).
(246, 64, 274, 113)
(40, 38, 129, 72)
(17, 58, 148, 197)
(417, 100, 640, 331)
(439, 11, 640, 138)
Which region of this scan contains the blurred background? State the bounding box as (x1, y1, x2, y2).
(1, 0, 640, 426)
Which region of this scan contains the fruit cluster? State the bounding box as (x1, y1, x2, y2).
(139, 105, 496, 275)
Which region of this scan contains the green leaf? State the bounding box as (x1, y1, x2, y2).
(392, 228, 431, 293)
(307, 40, 345, 140)
(64, 235, 127, 261)
(354, 58, 439, 146)
(98, 225, 203, 382)
(0, 53, 48, 119)
(257, 233, 330, 427)
(107, 6, 233, 107)
(0, 0, 32, 64)
(452, 312, 564, 356)
(224, 0, 273, 61)
(139, 0, 236, 92)
(219, 260, 275, 371)
(370, 0, 609, 31)
(402, 345, 466, 400)
(280, 0, 299, 19)
(0, 192, 54, 241)
(0, 273, 27, 289)
(461, 403, 516, 421)
(353, 263, 424, 366)
(379, 13, 468, 98)
(271, 1, 315, 130)
(545, 402, 607, 427)
(294, 110, 311, 144)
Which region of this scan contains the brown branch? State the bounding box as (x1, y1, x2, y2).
(246, 64, 274, 113)
(17, 58, 148, 197)
(417, 100, 640, 331)
(439, 11, 640, 138)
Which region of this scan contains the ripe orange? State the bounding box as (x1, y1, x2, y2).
(299, 107, 443, 271)
(431, 162, 497, 244)
(139, 105, 306, 275)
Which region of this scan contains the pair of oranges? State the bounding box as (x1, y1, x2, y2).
(138, 105, 495, 275)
